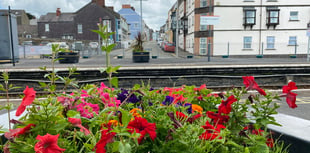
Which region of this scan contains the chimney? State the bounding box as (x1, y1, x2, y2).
(122, 4, 131, 9)
(56, 8, 61, 16)
(92, 0, 105, 7)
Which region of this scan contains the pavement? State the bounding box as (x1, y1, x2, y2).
(2, 41, 310, 70)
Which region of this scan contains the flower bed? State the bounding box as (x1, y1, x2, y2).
(0, 76, 297, 153)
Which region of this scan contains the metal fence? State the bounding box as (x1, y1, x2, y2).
(213, 42, 309, 56)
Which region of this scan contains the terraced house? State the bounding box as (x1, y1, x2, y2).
(37, 0, 129, 48)
(166, 0, 310, 57)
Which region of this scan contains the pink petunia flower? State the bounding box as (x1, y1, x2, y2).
(76, 102, 99, 118)
(68, 118, 90, 135)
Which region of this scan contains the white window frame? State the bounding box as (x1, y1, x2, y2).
(267, 36, 275, 49)
(289, 11, 298, 21)
(200, 0, 207, 7)
(243, 36, 252, 49)
(200, 38, 207, 55)
(77, 24, 83, 34)
(288, 36, 297, 46)
(45, 24, 49, 32)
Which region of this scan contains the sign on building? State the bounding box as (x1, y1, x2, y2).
(200, 15, 220, 25)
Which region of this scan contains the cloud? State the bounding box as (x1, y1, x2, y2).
(0, 0, 175, 30)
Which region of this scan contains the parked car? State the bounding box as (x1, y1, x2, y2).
(22, 41, 33, 46)
(160, 41, 167, 50)
(164, 42, 175, 52)
(46, 42, 69, 49)
(89, 42, 99, 49)
(39, 41, 49, 46)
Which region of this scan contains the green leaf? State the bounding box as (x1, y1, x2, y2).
(120, 109, 131, 128)
(99, 68, 106, 73)
(106, 44, 116, 53)
(112, 66, 121, 73)
(119, 142, 131, 153)
(111, 141, 120, 152)
(67, 110, 81, 118)
(133, 84, 141, 90)
(111, 77, 119, 88)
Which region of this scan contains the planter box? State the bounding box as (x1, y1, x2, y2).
(57, 52, 80, 63)
(290, 55, 297, 58)
(256, 55, 263, 58)
(132, 51, 150, 63)
(152, 56, 157, 59)
(222, 55, 229, 58)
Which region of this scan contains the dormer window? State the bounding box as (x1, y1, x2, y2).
(266, 7, 280, 28)
(243, 7, 256, 28)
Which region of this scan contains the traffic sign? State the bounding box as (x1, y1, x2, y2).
(200, 16, 220, 25)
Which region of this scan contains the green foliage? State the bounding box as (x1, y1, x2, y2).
(92, 24, 120, 89)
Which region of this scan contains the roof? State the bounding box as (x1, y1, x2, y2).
(0, 9, 26, 16)
(75, 2, 120, 19)
(38, 13, 75, 22)
(38, 2, 121, 22)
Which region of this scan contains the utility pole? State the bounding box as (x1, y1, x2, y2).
(207, 0, 212, 62)
(135, 0, 147, 35)
(176, 0, 179, 57)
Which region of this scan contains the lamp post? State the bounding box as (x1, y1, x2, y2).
(135, 0, 147, 35)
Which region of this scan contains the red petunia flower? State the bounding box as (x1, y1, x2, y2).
(34, 133, 66, 153)
(16, 86, 36, 116)
(199, 121, 225, 140)
(194, 84, 207, 91)
(242, 76, 266, 96)
(207, 111, 230, 124)
(127, 117, 156, 144)
(4, 123, 35, 139)
(281, 81, 298, 109)
(176, 111, 188, 121)
(95, 129, 116, 153)
(68, 118, 90, 135)
(218, 95, 237, 114)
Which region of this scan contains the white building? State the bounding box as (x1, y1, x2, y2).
(214, 0, 310, 56)
(167, 0, 310, 57)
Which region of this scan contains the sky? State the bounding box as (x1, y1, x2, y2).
(0, 0, 176, 31)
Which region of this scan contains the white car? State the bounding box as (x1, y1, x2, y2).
(46, 42, 69, 49)
(89, 42, 99, 49)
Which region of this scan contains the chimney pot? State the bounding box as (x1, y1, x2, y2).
(56, 8, 61, 16)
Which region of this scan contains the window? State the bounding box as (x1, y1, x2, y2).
(243, 7, 256, 26)
(77, 24, 83, 34)
(200, 38, 207, 55)
(45, 24, 49, 32)
(267, 36, 275, 49)
(134, 23, 139, 28)
(200, 0, 207, 7)
(290, 11, 298, 21)
(266, 7, 280, 26)
(243, 37, 252, 49)
(288, 36, 297, 46)
(118, 21, 121, 29)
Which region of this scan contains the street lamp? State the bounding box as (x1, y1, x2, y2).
(135, 0, 147, 36)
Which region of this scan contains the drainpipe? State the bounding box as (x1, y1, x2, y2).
(258, 0, 262, 55)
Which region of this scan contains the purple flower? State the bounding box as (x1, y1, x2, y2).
(117, 89, 140, 103)
(184, 103, 192, 114)
(162, 96, 174, 105)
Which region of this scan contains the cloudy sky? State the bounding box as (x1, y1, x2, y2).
(0, 0, 176, 30)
